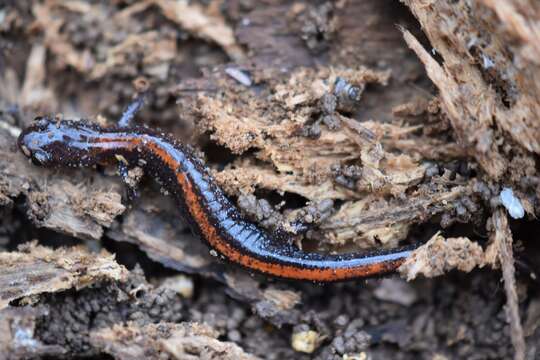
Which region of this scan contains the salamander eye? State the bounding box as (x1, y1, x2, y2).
(32, 150, 51, 165)
(35, 116, 45, 124)
(33, 116, 51, 130)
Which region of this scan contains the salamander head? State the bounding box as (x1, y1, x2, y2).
(18, 117, 97, 167)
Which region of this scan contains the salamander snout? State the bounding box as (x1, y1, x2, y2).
(18, 117, 93, 167)
(18, 117, 62, 166)
(19, 117, 110, 168)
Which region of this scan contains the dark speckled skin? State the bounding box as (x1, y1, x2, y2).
(18, 118, 415, 281)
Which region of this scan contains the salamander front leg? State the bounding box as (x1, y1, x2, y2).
(117, 161, 142, 203)
(118, 92, 146, 128)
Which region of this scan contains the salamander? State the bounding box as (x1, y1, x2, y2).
(17, 109, 415, 281)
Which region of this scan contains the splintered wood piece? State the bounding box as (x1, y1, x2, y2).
(0, 243, 128, 309)
(90, 322, 260, 360)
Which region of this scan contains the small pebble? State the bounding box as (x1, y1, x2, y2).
(225, 68, 252, 87)
(159, 274, 194, 298)
(291, 330, 321, 353)
(499, 187, 525, 219)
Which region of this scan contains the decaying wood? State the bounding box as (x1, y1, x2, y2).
(0, 242, 127, 310)
(151, 0, 245, 61)
(402, 0, 540, 189)
(107, 199, 212, 273)
(320, 184, 470, 248)
(399, 3, 539, 359)
(399, 231, 496, 280)
(90, 322, 260, 360)
(183, 65, 475, 249)
(0, 264, 264, 358)
(32, 0, 243, 80)
(490, 209, 526, 360)
(161, 323, 260, 360)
